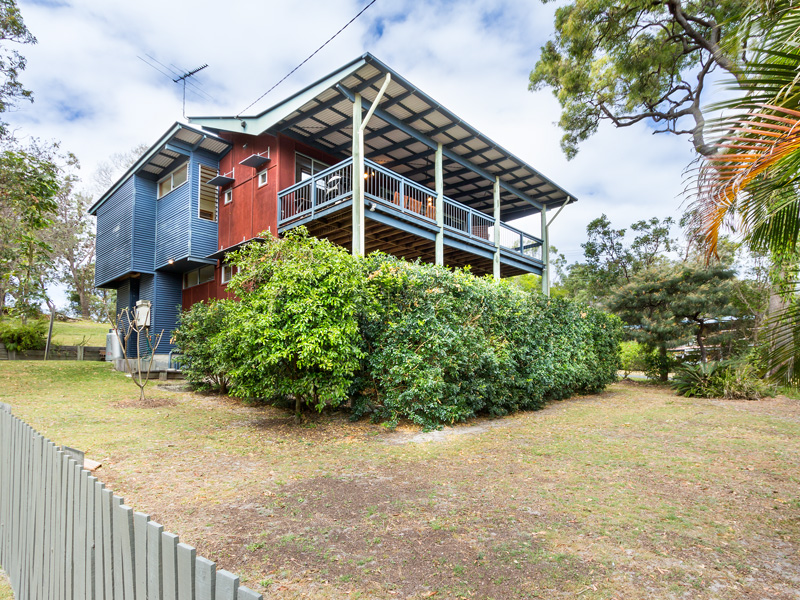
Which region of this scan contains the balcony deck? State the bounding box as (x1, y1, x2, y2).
(277, 158, 544, 277)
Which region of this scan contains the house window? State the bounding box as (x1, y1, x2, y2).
(198, 164, 218, 222)
(223, 189, 233, 205)
(258, 169, 268, 187)
(295, 152, 329, 183)
(183, 264, 215, 289)
(157, 163, 189, 199)
(221, 264, 237, 284)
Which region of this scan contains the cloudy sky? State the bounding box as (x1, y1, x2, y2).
(9, 0, 703, 276)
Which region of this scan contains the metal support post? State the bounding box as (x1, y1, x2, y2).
(493, 177, 501, 280)
(541, 204, 549, 296)
(435, 143, 444, 265)
(352, 93, 364, 256)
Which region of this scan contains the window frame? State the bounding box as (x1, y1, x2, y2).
(198, 164, 219, 222)
(257, 169, 268, 187)
(295, 152, 329, 183)
(157, 163, 189, 199)
(183, 265, 216, 289)
(221, 263, 237, 285)
(223, 188, 233, 205)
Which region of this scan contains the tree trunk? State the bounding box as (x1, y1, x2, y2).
(294, 395, 302, 423)
(696, 322, 707, 364)
(659, 345, 669, 382)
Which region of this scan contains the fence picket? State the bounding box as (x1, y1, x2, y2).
(0, 403, 262, 600)
(146, 521, 164, 600)
(237, 586, 261, 600)
(195, 556, 215, 600)
(214, 570, 238, 600)
(133, 512, 149, 600)
(177, 543, 196, 600)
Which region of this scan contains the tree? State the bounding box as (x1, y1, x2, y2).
(560, 214, 675, 304)
(609, 260, 738, 379)
(686, 1, 800, 381)
(0, 141, 60, 318)
(0, 0, 36, 136)
(530, 0, 760, 158)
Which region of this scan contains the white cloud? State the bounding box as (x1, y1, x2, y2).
(10, 0, 705, 271)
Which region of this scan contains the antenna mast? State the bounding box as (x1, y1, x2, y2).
(173, 64, 208, 118)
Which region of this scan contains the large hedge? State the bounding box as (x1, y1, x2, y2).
(175, 230, 622, 429)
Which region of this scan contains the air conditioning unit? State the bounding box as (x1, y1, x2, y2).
(135, 300, 152, 328)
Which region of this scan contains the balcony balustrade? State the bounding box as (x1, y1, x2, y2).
(278, 157, 542, 263)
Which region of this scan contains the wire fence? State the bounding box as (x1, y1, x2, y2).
(0, 402, 262, 600)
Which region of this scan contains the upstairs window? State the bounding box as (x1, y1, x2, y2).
(223, 189, 233, 205)
(198, 164, 219, 222)
(157, 163, 189, 199)
(258, 169, 268, 187)
(295, 152, 329, 183)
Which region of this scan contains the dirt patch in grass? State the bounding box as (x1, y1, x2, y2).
(113, 396, 178, 409)
(3, 363, 800, 600)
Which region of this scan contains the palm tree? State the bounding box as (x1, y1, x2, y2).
(688, 1, 800, 382)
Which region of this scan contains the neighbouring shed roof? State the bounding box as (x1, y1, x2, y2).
(189, 53, 576, 221)
(89, 123, 232, 215)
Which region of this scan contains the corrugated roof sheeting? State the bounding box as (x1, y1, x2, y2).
(239, 56, 575, 215)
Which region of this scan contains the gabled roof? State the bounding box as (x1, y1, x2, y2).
(189, 53, 576, 220)
(89, 123, 232, 215)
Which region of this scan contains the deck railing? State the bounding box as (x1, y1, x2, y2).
(278, 157, 542, 263)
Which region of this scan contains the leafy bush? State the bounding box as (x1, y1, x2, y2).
(354, 255, 622, 429)
(0, 319, 47, 351)
(620, 341, 648, 377)
(671, 360, 774, 400)
(223, 229, 366, 414)
(174, 231, 622, 428)
(172, 299, 233, 393)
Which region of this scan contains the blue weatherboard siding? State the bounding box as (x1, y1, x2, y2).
(95, 178, 134, 286)
(189, 152, 221, 260)
(132, 178, 157, 273)
(155, 163, 191, 269)
(136, 272, 182, 353)
(155, 272, 182, 352)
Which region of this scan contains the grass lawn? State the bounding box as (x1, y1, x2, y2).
(1, 362, 798, 599)
(0, 570, 10, 600)
(51, 319, 110, 346)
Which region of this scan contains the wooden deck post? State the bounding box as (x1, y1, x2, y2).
(493, 177, 501, 280)
(435, 143, 444, 266)
(352, 93, 364, 256)
(541, 204, 549, 296)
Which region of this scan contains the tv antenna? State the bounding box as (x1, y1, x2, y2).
(173, 64, 208, 118)
(138, 55, 215, 117)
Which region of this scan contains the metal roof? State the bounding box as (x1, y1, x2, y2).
(189, 54, 576, 220)
(89, 123, 232, 215)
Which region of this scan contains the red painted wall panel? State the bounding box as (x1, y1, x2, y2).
(189, 131, 343, 310)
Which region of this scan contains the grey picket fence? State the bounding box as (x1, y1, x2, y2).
(0, 402, 262, 600)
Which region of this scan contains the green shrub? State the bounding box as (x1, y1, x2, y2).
(175, 231, 622, 428)
(0, 319, 47, 352)
(223, 229, 366, 413)
(353, 255, 621, 429)
(620, 341, 648, 377)
(172, 299, 233, 393)
(671, 360, 774, 400)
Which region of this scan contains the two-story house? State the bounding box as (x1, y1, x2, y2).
(89, 54, 577, 352)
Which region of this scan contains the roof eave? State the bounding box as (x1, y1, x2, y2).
(89, 122, 232, 215)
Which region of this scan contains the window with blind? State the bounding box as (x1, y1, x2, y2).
(198, 164, 219, 222)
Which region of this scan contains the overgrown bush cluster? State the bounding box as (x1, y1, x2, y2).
(671, 360, 775, 400)
(0, 319, 46, 351)
(174, 230, 622, 429)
